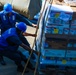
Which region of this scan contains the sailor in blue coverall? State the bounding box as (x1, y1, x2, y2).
(0, 3, 37, 65)
(0, 22, 38, 72)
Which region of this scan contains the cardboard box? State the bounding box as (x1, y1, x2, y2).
(47, 1, 76, 31)
(46, 4, 73, 27)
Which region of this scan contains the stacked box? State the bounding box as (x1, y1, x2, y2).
(45, 4, 73, 35)
(39, 3, 76, 66)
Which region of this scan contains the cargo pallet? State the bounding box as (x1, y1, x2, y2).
(35, 0, 76, 75)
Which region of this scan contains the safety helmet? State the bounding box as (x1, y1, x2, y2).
(3, 3, 12, 13)
(16, 22, 27, 32)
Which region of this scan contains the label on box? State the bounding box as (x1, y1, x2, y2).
(62, 59, 67, 64)
(55, 12, 60, 18)
(53, 28, 59, 34)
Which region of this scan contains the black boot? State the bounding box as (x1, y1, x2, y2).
(17, 65, 29, 73)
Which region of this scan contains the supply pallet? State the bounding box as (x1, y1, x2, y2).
(36, 0, 76, 75)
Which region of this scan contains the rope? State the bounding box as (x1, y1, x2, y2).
(21, 6, 44, 75)
(34, 0, 53, 75)
(34, 0, 48, 75)
(22, 0, 53, 75)
(22, 2, 41, 75)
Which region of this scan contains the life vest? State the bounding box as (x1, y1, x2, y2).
(0, 11, 16, 32)
(0, 28, 19, 50)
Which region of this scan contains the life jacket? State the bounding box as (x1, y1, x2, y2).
(0, 11, 16, 33)
(0, 28, 19, 51)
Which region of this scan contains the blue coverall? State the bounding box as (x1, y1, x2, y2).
(0, 10, 35, 61)
(0, 28, 32, 67)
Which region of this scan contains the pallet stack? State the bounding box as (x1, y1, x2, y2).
(37, 0, 76, 70)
